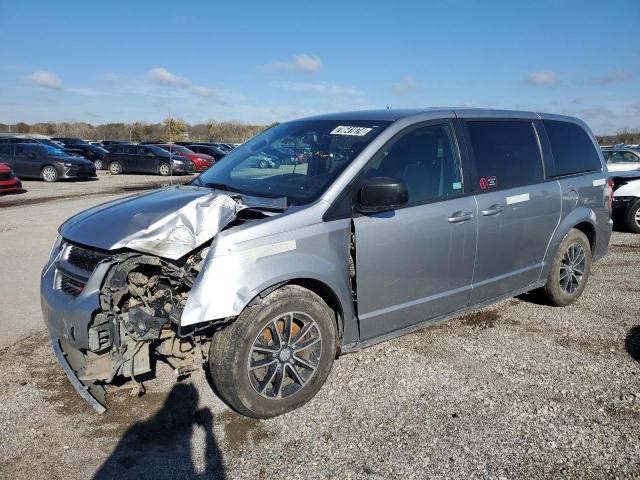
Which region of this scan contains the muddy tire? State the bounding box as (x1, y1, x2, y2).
(209, 285, 337, 419)
(624, 199, 640, 234)
(41, 165, 59, 182)
(538, 228, 592, 307)
(158, 162, 171, 176)
(108, 161, 122, 175)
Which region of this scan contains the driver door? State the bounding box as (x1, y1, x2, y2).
(353, 121, 477, 341)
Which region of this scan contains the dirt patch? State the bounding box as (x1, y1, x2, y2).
(218, 409, 271, 449)
(610, 244, 640, 253)
(460, 309, 520, 329)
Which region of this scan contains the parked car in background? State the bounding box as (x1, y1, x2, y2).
(0, 162, 23, 194)
(185, 144, 227, 162)
(602, 147, 640, 172)
(104, 144, 194, 176)
(62, 143, 110, 170)
(152, 144, 213, 172)
(37, 139, 68, 149)
(0, 137, 39, 144)
(0, 143, 96, 182)
(101, 140, 128, 147)
(51, 137, 88, 145)
(611, 172, 640, 233)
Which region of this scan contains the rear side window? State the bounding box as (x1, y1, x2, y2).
(466, 120, 543, 190)
(0, 145, 12, 155)
(543, 120, 601, 176)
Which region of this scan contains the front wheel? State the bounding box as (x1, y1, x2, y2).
(93, 159, 103, 170)
(41, 165, 59, 182)
(624, 199, 640, 234)
(158, 162, 171, 176)
(209, 285, 337, 418)
(539, 228, 592, 306)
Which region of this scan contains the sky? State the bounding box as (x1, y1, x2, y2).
(0, 0, 638, 134)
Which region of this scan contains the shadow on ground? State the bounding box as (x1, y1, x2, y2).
(624, 325, 640, 363)
(93, 383, 225, 479)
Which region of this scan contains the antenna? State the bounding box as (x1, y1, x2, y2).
(168, 113, 173, 186)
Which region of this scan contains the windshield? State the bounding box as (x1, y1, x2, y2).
(41, 144, 67, 156)
(146, 145, 171, 156)
(158, 144, 193, 155)
(193, 119, 390, 205)
(88, 145, 109, 154)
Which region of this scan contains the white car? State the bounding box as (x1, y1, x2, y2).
(602, 148, 640, 172)
(612, 172, 640, 233)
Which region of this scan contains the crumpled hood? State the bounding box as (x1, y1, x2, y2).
(60, 185, 246, 259)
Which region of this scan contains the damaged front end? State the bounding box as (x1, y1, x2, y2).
(42, 188, 283, 413)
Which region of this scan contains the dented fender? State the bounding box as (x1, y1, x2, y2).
(181, 218, 358, 345)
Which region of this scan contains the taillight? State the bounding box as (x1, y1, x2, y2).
(606, 178, 614, 210)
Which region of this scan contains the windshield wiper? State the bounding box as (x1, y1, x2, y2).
(203, 182, 241, 194)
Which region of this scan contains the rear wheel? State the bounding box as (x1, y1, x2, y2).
(41, 165, 59, 182)
(624, 199, 640, 234)
(108, 161, 122, 175)
(209, 285, 337, 418)
(158, 163, 171, 176)
(539, 229, 592, 306)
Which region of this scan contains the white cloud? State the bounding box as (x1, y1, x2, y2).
(392, 78, 419, 94)
(275, 81, 363, 96)
(587, 69, 632, 85)
(262, 54, 323, 73)
(25, 70, 64, 89)
(147, 67, 190, 88)
(146, 67, 217, 99)
(525, 70, 558, 86)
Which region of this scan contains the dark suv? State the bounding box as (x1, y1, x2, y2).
(62, 144, 110, 170)
(104, 144, 195, 176)
(0, 143, 96, 182)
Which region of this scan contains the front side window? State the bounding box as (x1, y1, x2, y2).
(193, 120, 391, 205)
(543, 120, 601, 176)
(359, 123, 463, 205)
(466, 120, 543, 190)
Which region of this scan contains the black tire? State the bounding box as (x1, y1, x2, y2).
(209, 285, 337, 419)
(108, 161, 122, 175)
(158, 162, 171, 176)
(539, 228, 592, 307)
(624, 199, 640, 234)
(94, 159, 103, 170)
(41, 165, 59, 182)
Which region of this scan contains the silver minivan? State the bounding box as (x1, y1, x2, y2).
(41, 109, 613, 418)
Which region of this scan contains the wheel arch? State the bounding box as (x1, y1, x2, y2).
(540, 207, 598, 281)
(250, 278, 345, 347)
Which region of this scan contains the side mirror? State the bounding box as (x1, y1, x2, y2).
(357, 177, 409, 213)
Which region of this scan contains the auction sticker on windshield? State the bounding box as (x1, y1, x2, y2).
(330, 126, 373, 136)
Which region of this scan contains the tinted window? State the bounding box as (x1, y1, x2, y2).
(360, 123, 463, 205)
(466, 120, 543, 190)
(543, 120, 601, 176)
(609, 151, 640, 164)
(125, 146, 137, 154)
(0, 145, 12, 155)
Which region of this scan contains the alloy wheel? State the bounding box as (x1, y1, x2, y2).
(559, 242, 586, 294)
(42, 166, 57, 182)
(247, 312, 322, 399)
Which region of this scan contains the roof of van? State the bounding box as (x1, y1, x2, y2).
(298, 108, 582, 124)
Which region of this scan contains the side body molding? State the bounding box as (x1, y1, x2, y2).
(180, 217, 358, 345)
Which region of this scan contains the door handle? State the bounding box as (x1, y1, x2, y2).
(447, 211, 474, 223)
(482, 204, 505, 216)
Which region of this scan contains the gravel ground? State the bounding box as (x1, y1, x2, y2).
(1, 232, 639, 479)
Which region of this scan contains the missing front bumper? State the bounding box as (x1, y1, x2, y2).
(51, 336, 107, 414)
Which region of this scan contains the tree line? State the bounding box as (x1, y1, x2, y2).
(0, 118, 277, 143)
(596, 128, 640, 146)
(2, 119, 638, 146)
